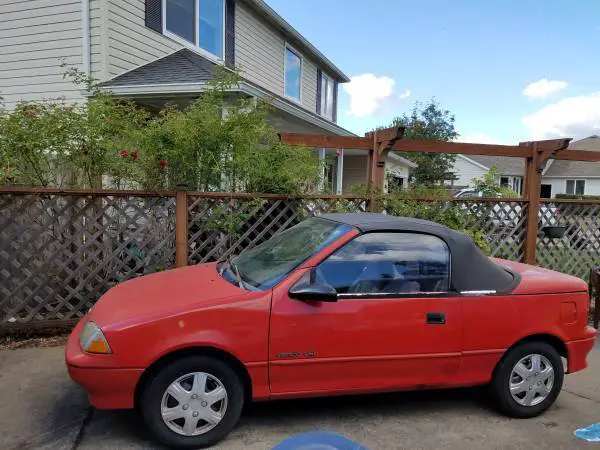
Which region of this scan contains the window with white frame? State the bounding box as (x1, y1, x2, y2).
(164, 0, 224, 59)
(284, 46, 302, 101)
(566, 179, 585, 195)
(320, 73, 335, 120)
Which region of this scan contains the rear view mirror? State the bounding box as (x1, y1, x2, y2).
(289, 283, 338, 302)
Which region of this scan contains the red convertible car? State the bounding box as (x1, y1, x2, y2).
(66, 213, 597, 449)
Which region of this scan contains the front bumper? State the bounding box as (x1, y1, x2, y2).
(65, 320, 143, 409)
(566, 327, 597, 373)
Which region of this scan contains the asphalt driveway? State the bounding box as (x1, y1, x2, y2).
(1, 343, 600, 450)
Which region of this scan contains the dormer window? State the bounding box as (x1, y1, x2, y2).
(163, 0, 225, 59)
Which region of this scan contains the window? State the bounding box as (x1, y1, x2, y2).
(566, 179, 585, 195)
(512, 177, 522, 195)
(313, 233, 451, 295)
(284, 46, 302, 101)
(320, 73, 335, 120)
(500, 176, 510, 187)
(164, 0, 224, 59)
(227, 218, 353, 291)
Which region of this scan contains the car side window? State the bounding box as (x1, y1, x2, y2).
(313, 233, 451, 296)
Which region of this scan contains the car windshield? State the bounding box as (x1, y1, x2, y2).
(223, 218, 354, 291)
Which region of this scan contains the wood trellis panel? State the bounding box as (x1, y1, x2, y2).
(0, 193, 175, 323)
(0, 189, 547, 326)
(186, 196, 369, 264)
(536, 201, 600, 279)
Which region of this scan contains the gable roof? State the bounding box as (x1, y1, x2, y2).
(464, 155, 524, 176)
(242, 0, 349, 82)
(101, 49, 217, 87)
(543, 136, 600, 177)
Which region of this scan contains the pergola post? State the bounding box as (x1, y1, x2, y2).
(366, 126, 405, 211)
(522, 139, 571, 264)
(523, 142, 541, 265)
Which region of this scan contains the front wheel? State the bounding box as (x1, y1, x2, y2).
(141, 356, 244, 449)
(490, 341, 563, 418)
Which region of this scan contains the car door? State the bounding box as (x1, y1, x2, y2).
(269, 232, 463, 396)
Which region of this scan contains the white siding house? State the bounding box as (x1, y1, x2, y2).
(453, 155, 488, 187)
(451, 136, 600, 197)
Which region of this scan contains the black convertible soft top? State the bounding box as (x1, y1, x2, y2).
(320, 213, 517, 294)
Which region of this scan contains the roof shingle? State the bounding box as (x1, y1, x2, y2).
(101, 49, 217, 87)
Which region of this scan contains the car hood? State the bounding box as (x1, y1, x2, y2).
(493, 259, 588, 295)
(88, 263, 251, 330)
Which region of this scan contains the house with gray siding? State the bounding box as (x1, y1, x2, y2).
(0, 0, 415, 193)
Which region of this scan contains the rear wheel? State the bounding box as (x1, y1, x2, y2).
(490, 341, 563, 418)
(141, 356, 244, 449)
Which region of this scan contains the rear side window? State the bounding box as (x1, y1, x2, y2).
(314, 232, 451, 296)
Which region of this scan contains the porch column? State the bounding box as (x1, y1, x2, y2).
(318, 148, 326, 191)
(336, 149, 344, 195)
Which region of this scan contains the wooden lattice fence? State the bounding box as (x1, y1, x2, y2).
(1, 188, 599, 326)
(537, 200, 600, 279)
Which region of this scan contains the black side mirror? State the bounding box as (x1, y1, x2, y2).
(289, 282, 338, 302)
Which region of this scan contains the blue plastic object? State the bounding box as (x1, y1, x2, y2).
(574, 423, 600, 442)
(272, 431, 368, 450)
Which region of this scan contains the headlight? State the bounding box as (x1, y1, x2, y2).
(79, 321, 112, 354)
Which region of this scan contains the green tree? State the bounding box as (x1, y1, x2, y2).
(391, 99, 458, 186)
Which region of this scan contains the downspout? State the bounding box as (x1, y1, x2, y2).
(82, 0, 91, 74)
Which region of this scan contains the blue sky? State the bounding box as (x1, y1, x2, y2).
(266, 0, 600, 144)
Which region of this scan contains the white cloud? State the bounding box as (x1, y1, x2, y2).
(523, 78, 568, 99)
(342, 73, 409, 117)
(522, 93, 600, 139)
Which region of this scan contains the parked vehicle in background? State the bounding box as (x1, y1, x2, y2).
(66, 214, 596, 449)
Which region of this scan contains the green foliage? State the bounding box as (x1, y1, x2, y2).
(556, 193, 600, 200)
(471, 166, 519, 197)
(383, 193, 491, 254)
(0, 67, 321, 194)
(390, 99, 458, 186)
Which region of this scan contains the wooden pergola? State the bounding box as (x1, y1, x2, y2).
(280, 126, 600, 265)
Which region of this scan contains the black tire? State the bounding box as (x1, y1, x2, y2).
(141, 356, 244, 449)
(490, 341, 563, 418)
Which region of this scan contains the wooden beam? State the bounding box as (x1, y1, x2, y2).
(390, 140, 530, 157)
(279, 133, 371, 149)
(281, 133, 600, 163)
(365, 125, 405, 144)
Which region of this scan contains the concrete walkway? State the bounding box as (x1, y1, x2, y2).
(1, 343, 599, 449)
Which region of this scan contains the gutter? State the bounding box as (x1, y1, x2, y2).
(92, 82, 355, 137)
(81, 0, 91, 74)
